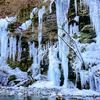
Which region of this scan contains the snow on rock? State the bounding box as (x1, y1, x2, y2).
(19, 20, 31, 30)
(29, 81, 55, 88)
(30, 7, 38, 19)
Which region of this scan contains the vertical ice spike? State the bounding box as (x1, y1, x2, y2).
(49, 0, 55, 13)
(75, 0, 77, 15)
(13, 37, 16, 61)
(55, 0, 70, 87)
(17, 36, 22, 61)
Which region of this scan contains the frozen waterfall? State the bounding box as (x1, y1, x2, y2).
(0, 0, 100, 94)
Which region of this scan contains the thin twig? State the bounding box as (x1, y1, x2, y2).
(58, 35, 82, 62)
(58, 27, 84, 64)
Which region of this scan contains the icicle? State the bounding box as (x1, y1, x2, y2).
(30, 7, 38, 19)
(43, 0, 48, 3)
(72, 23, 79, 35)
(9, 36, 13, 59)
(49, 0, 55, 13)
(13, 37, 16, 61)
(55, 0, 70, 88)
(62, 42, 69, 88)
(9, 36, 17, 61)
(80, 0, 82, 10)
(68, 0, 70, 8)
(83, 0, 89, 9)
(95, 77, 98, 91)
(94, 76, 100, 92)
(99, 80, 100, 92)
(17, 37, 22, 61)
(70, 24, 73, 36)
(0, 16, 16, 59)
(74, 16, 79, 22)
(38, 6, 45, 30)
(75, 0, 77, 15)
(80, 71, 89, 89)
(38, 6, 45, 46)
(1, 31, 8, 58)
(34, 49, 38, 64)
(89, 77, 93, 90)
(75, 71, 78, 88)
(87, 0, 100, 46)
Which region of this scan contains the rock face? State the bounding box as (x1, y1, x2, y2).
(0, 0, 100, 91)
(6, 0, 57, 76)
(0, 0, 43, 18)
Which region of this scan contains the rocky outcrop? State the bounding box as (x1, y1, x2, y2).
(6, 1, 57, 75)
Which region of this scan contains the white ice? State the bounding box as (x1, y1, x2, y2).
(48, 46, 60, 86)
(19, 20, 31, 30)
(30, 7, 38, 19)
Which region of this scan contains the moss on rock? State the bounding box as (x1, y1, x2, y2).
(79, 16, 90, 31)
(8, 75, 17, 83)
(79, 25, 96, 44)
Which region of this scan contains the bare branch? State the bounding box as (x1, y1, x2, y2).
(58, 35, 82, 62)
(58, 27, 84, 64)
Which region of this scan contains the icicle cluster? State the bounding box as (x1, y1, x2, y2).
(85, 0, 100, 45)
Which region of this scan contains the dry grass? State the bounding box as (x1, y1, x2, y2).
(0, 0, 44, 18)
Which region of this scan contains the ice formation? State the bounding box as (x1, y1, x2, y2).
(48, 45, 60, 86)
(79, 0, 100, 92)
(0, 16, 28, 86)
(9, 36, 17, 61)
(0, 0, 100, 95)
(27, 6, 46, 80)
(86, 0, 100, 45)
(30, 7, 38, 19)
(55, 0, 70, 88)
(75, 0, 77, 15)
(49, 0, 55, 13)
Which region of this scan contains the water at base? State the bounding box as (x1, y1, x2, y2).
(0, 94, 99, 100)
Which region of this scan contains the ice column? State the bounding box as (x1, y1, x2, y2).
(86, 0, 100, 46)
(38, 6, 45, 46)
(70, 24, 73, 36)
(30, 7, 38, 19)
(56, 0, 70, 87)
(83, 0, 89, 8)
(75, 0, 77, 15)
(9, 36, 13, 59)
(0, 16, 16, 59)
(30, 7, 38, 32)
(28, 41, 47, 79)
(49, 0, 55, 13)
(13, 37, 16, 61)
(1, 30, 8, 58)
(37, 6, 45, 80)
(28, 42, 39, 78)
(17, 37, 22, 61)
(9, 36, 16, 61)
(48, 46, 60, 86)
